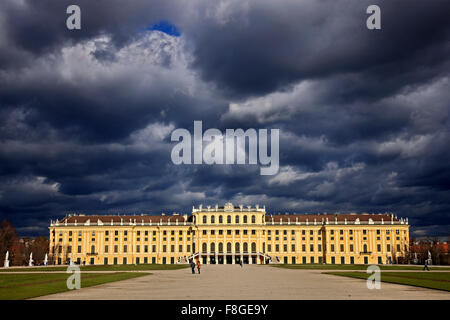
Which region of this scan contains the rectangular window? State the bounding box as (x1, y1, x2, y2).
(136, 245, 140, 253)
(152, 245, 156, 252)
(78, 246, 81, 253)
(302, 244, 306, 252)
(144, 245, 148, 253)
(283, 244, 287, 252)
(310, 230, 313, 235)
(123, 245, 127, 253)
(114, 245, 118, 253)
(310, 244, 314, 252)
(310, 256, 314, 264)
(171, 245, 175, 252)
(291, 244, 295, 252)
(268, 244, 272, 252)
(318, 244, 322, 252)
(340, 244, 344, 252)
(331, 244, 335, 252)
(105, 245, 109, 253)
(163, 245, 167, 252)
(377, 244, 381, 252)
(67, 246, 72, 253)
(179, 245, 183, 252)
(275, 244, 280, 252)
(387, 244, 391, 252)
(187, 245, 191, 252)
(350, 244, 354, 252)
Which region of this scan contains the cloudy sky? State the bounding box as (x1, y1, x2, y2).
(0, 0, 449, 238)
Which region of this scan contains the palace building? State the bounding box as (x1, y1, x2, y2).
(49, 203, 410, 265)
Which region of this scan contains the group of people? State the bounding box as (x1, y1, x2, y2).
(190, 260, 201, 274)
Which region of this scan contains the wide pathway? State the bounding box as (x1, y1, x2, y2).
(34, 265, 450, 300)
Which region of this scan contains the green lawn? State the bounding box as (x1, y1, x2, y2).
(0, 272, 150, 300)
(325, 271, 450, 292)
(273, 264, 450, 271)
(0, 264, 189, 272)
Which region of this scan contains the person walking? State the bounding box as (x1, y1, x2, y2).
(239, 260, 243, 268)
(190, 260, 195, 274)
(197, 260, 201, 274)
(423, 259, 430, 271)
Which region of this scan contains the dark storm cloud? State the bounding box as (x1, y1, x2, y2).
(181, 0, 450, 98)
(0, 0, 449, 238)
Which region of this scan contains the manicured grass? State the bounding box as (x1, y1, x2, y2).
(0, 272, 150, 300)
(273, 264, 450, 271)
(0, 264, 189, 272)
(325, 271, 450, 292)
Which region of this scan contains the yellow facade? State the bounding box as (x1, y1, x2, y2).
(49, 203, 409, 265)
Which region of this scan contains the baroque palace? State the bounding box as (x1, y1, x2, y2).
(49, 203, 410, 265)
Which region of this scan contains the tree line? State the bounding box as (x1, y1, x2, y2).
(0, 219, 48, 266)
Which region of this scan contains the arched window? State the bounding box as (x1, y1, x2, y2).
(211, 215, 215, 224)
(202, 216, 207, 224)
(202, 243, 207, 253)
(227, 215, 231, 224)
(235, 242, 240, 253)
(243, 242, 248, 253)
(210, 243, 215, 252)
(219, 215, 223, 223)
(243, 215, 248, 224)
(235, 215, 239, 224)
(251, 215, 256, 223)
(227, 242, 232, 253)
(219, 243, 223, 253)
(251, 242, 256, 253)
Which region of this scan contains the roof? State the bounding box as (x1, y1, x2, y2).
(266, 213, 399, 223)
(60, 214, 188, 224)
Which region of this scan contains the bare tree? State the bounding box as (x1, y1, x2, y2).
(0, 219, 19, 262)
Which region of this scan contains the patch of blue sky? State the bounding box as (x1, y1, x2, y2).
(145, 20, 181, 37)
